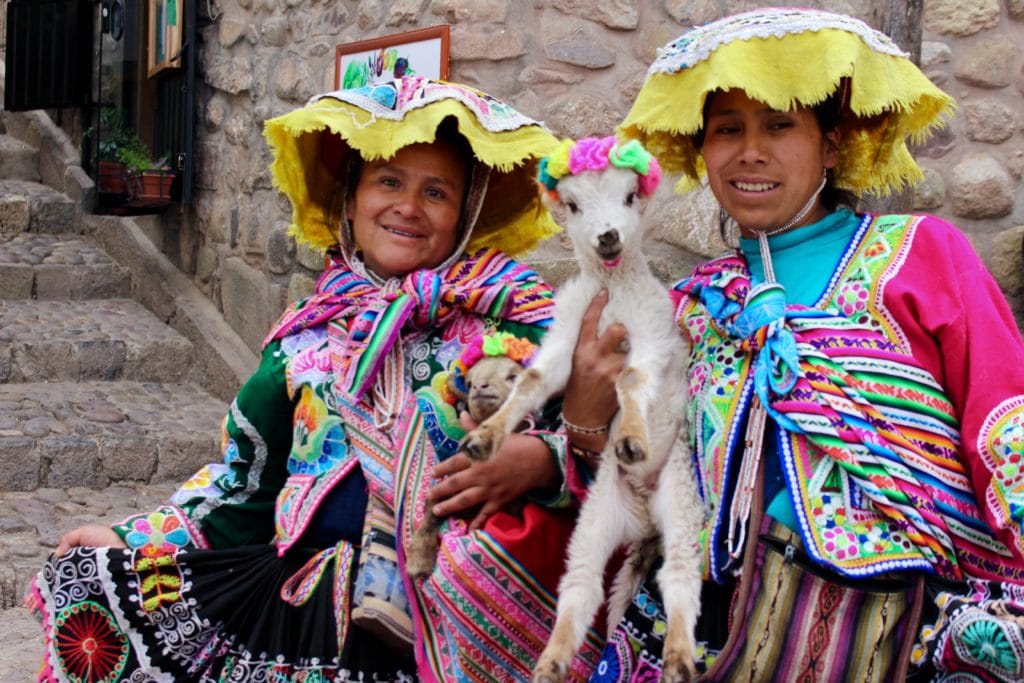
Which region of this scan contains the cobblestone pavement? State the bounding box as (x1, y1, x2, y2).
(0, 232, 113, 263)
(0, 299, 194, 383)
(0, 231, 130, 303)
(0, 381, 224, 491)
(0, 483, 177, 681)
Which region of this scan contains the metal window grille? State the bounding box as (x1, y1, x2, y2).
(4, 0, 91, 111)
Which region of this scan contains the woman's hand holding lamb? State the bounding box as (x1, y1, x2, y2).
(561, 290, 629, 453)
(427, 413, 559, 532)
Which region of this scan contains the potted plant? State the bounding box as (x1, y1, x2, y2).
(119, 145, 175, 206)
(88, 108, 134, 196)
(88, 108, 176, 206)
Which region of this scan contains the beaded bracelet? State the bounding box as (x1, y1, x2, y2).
(569, 443, 602, 461)
(560, 413, 610, 435)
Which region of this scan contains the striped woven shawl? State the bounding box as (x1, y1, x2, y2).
(265, 247, 554, 400)
(679, 255, 1016, 581)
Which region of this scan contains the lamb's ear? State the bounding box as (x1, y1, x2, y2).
(540, 188, 573, 227)
(633, 189, 651, 215)
(539, 188, 562, 213)
(629, 175, 658, 216)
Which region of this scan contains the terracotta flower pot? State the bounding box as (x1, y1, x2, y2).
(129, 170, 175, 206)
(98, 161, 128, 195)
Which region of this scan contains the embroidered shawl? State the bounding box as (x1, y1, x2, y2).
(678, 214, 1024, 583)
(266, 247, 553, 400)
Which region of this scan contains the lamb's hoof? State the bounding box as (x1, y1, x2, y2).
(616, 436, 647, 464)
(660, 653, 697, 683)
(531, 658, 568, 683)
(405, 533, 438, 580)
(459, 428, 496, 461)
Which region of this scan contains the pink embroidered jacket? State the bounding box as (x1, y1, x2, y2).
(679, 213, 1024, 582)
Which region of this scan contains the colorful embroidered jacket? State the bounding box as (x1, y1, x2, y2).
(678, 214, 1024, 583)
(108, 248, 605, 681)
(110, 248, 569, 564)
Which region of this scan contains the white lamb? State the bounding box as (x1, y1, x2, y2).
(460, 136, 705, 683)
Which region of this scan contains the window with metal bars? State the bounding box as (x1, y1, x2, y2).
(4, 0, 92, 111)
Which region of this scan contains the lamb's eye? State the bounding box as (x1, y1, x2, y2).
(625, 191, 636, 207)
(506, 372, 519, 383)
(566, 201, 579, 213)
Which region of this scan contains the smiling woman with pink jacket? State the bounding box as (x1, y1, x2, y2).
(560, 8, 1024, 682)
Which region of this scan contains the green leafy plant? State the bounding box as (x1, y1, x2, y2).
(117, 145, 169, 174)
(87, 108, 131, 162)
(87, 107, 170, 174)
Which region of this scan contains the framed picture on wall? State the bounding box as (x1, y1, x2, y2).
(148, 0, 183, 77)
(334, 25, 450, 90)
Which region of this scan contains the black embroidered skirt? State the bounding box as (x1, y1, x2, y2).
(28, 544, 416, 681)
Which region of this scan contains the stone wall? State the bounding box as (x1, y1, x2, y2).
(9, 0, 1023, 350)
(917, 0, 1024, 318)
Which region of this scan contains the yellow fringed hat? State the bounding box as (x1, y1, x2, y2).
(264, 77, 561, 255)
(619, 7, 956, 196)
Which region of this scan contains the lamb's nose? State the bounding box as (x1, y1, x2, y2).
(598, 230, 620, 248)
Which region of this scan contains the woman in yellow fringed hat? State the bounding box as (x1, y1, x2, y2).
(562, 8, 1024, 682)
(29, 77, 603, 681)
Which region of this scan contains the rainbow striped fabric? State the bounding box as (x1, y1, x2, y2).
(266, 247, 554, 399)
(677, 215, 1024, 583)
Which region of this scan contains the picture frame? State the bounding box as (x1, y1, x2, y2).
(147, 0, 183, 78)
(334, 25, 450, 90)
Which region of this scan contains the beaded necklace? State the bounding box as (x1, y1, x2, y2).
(726, 171, 827, 560)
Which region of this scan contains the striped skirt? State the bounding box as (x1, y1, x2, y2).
(589, 518, 924, 682)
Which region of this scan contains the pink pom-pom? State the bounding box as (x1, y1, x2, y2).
(458, 336, 485, 370)
(568, 137, 615, 175)
(637, 156, 662, 197)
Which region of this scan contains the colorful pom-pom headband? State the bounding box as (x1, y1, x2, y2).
(449, 332, 538, 398)
(537, 136, 662, 200)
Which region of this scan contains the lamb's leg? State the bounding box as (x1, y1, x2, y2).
(606, 534, 659, 637)
(653, 444, 703, 683)
(406, 505, 441, 580)
(533, 465, 628, 683)
(462, 356, 570, 461)
(614, 366, 652, 464)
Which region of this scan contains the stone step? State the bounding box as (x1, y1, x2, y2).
(0, 299, 194, 383)
(0, 179, 75, 236)
(0, 380, 227, 491)
(0, 134, 39, 182)
(0, 232, 131, 300)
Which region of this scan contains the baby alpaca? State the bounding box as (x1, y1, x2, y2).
(405, 332, 536, 580)
(461, 137, 704, 683)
